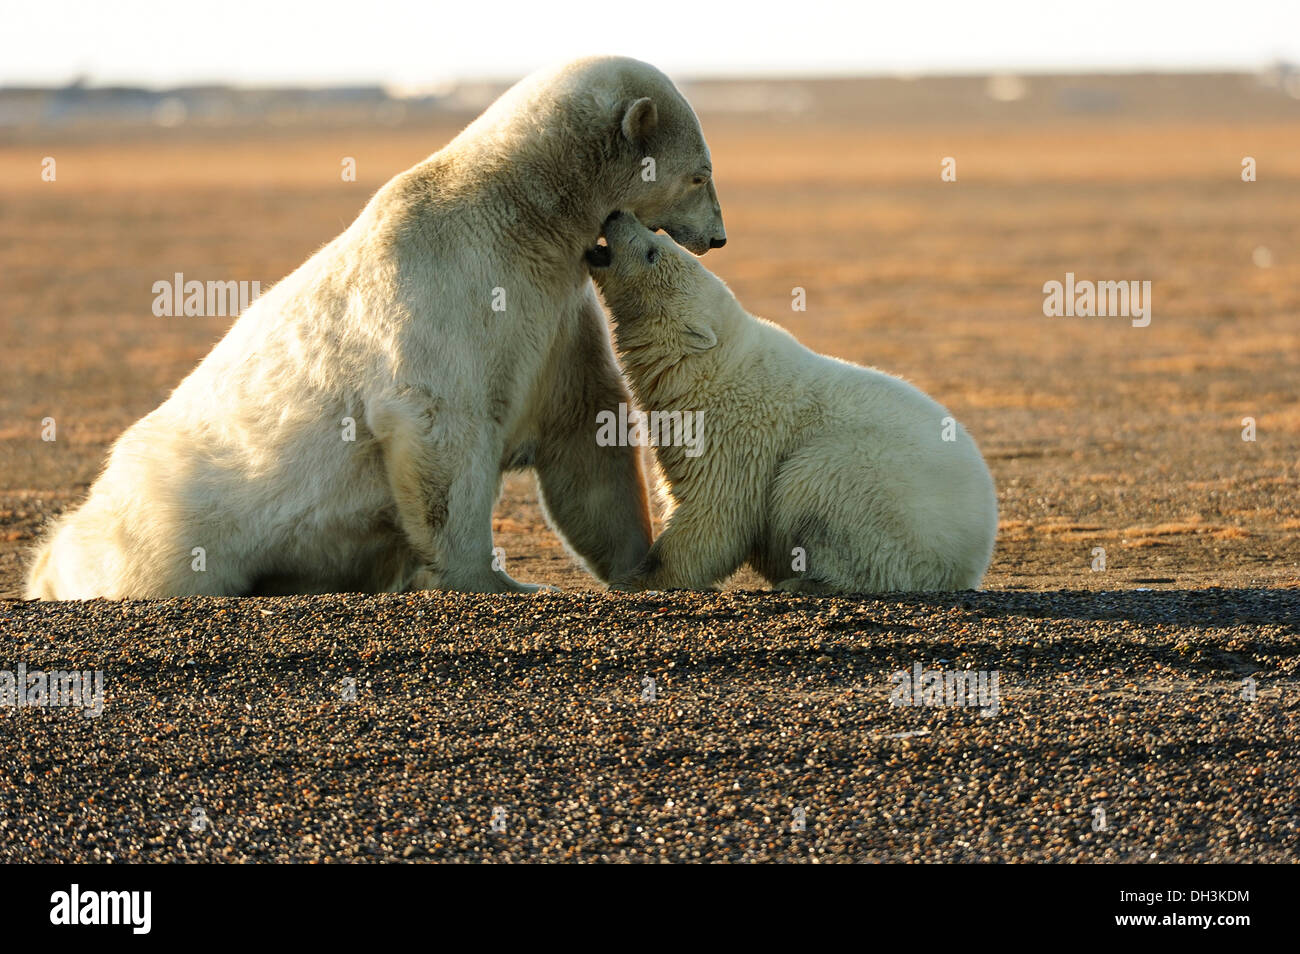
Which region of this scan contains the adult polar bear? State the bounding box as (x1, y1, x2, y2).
(586, 213, 997, 593)
(27, 57, 726, 600)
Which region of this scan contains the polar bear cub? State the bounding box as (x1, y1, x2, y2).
(586, 212, 998, 593)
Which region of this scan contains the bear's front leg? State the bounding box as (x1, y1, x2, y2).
(369, 391, 546, 594)
(533, 287, 653, 582)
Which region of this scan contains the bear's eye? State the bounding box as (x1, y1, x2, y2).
(691, 174, 709, 186)
(646, 247, 659, 264)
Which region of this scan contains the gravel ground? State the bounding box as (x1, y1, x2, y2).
(2, 587, 1296, 863)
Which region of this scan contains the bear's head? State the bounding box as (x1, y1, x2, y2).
(586, 211, 731, 359)
(611, 86, 726, 256)
(527, 57, 726, 256)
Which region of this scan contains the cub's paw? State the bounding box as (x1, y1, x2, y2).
(774, 576, 841, 595)
(607, 579, 649, 593)
(609, 577, 717, 594)
(491, 569, 559, 595)
(512, 581, 561, 594)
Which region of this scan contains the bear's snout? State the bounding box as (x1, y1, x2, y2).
(584, 244, 612, 268)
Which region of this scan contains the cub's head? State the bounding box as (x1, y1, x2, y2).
(586, 211, 728, 358)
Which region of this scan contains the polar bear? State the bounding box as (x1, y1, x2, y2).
(585, 212, 997, 593)
(26, 57, 726, 600)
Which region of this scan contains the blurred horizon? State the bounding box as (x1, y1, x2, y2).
(7, 63, 1300, 92)
(4, 0, 1300, 89)
(6, 71, 1299, 137)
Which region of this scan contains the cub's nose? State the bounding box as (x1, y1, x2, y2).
(604, 210, 624, 226)
(709, 236, 727, 249)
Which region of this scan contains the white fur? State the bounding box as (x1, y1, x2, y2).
(590, 214, 998, 593)
(27, 57, 726, 600)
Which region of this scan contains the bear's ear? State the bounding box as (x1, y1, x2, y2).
(681, 322, 717, 354)
(621, 97, 658, 145)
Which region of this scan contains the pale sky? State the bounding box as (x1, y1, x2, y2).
(4, 0, 1300, 87)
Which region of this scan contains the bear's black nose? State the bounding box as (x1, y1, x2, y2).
(709, 236, 727, 249)
(584, 244, 612, 268)
(604, 210, 624, 225)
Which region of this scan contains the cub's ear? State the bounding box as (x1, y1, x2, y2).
(621, 97, 658, 145)
(682, 322, 718, 354)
